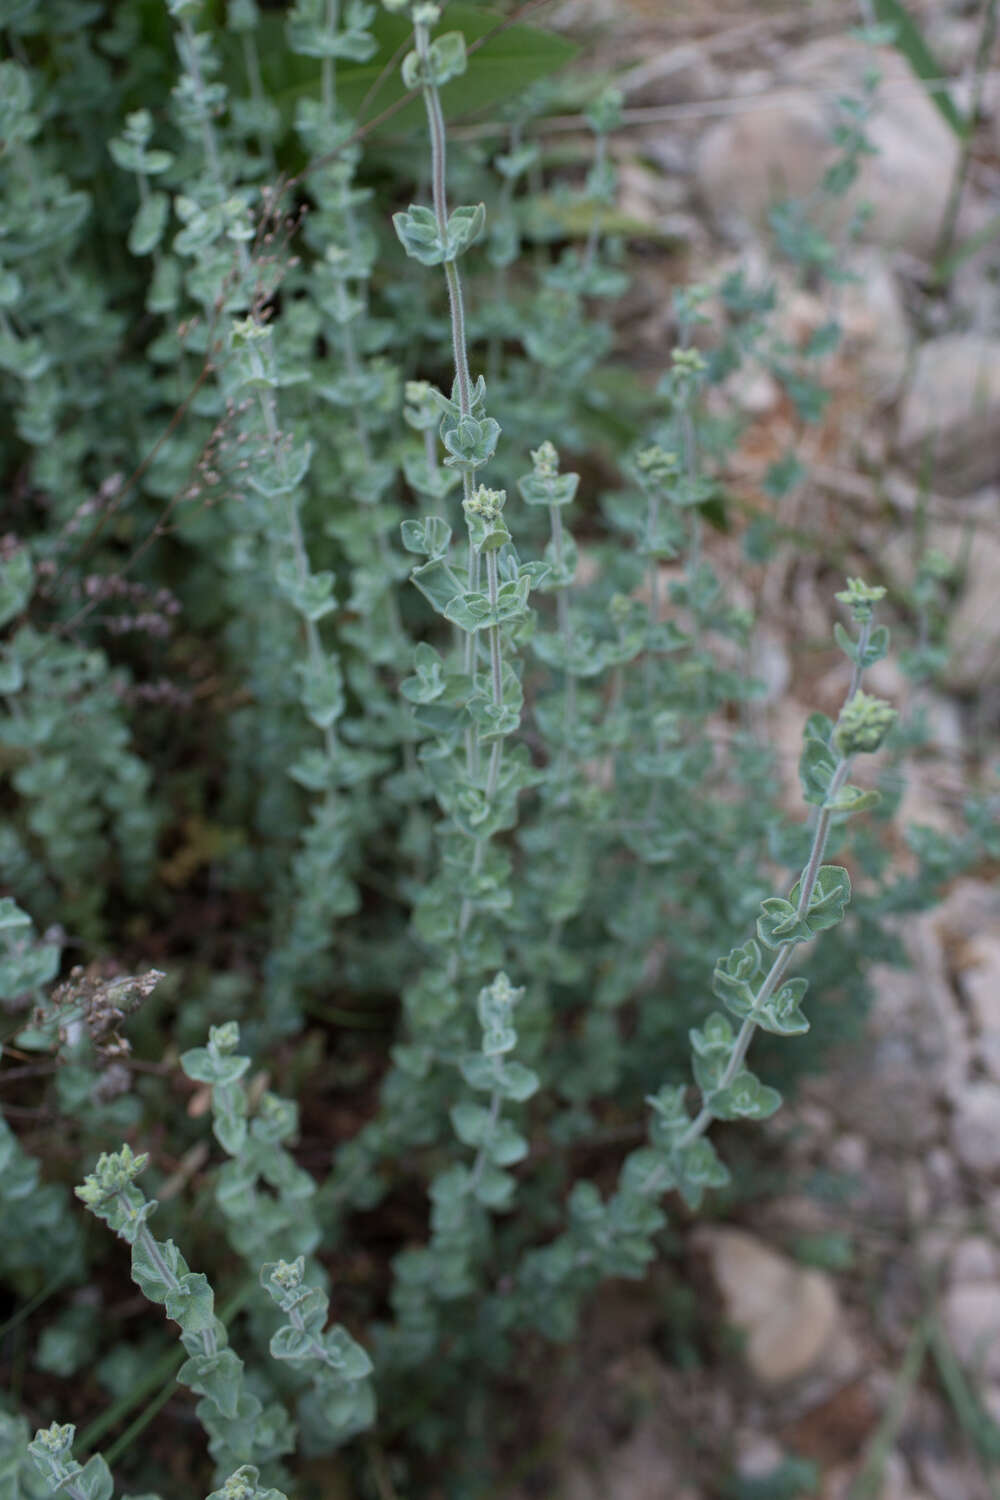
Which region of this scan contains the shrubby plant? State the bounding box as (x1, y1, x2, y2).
(1, 1, 996, 1496)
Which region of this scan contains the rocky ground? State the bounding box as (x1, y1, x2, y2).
(501, 0, 1000, 1496)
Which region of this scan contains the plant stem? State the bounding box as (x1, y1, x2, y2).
(77, 1279, 256, 1459)
(241, 30, 276, 172)
(488, 119, 521, 385)
(250, 353, 338, 770)
(550, 504, 577, 738)
(643, 484, 662, 706)
(582, 131, 607, 276)
(133, 1219, 217, 1358)
(414, 16, 482, 738)
(322, 0, 341, 120)
(485, 551, 504, 802)
(468, 1085, 502, 1192)
(178, 16, 224, 193)
(486, 551, 503, 711)
(935, 0, 997, 272)
(848, 1317, 930, 1500)
(335, 281, 404, 639)
(848, 616, 872, 703)
(677, 754, 851, 1150)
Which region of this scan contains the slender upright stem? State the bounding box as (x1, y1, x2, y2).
(582, 132, 607, 276)
(550, 504, 577, 784)
(488, 118, 522, 385)
(416, 23, 472, 421)
(173, 7, 340, 775)
(468, 1084, 503, 1191)
(847, 617, 872, 704)
(677, 755, 851, 1150)
(643, 485, 661, 708)
(133, 1220, 217, 1358)
(935, 0, 997, 271)
(423, 425, 440, 480)
(241, 31, 276, 171)
(178, 17, 224, 194)
(484, 551, 506, 801)
(321, 0, 341, 119)
(250, 351, 338, 766)
(414, 18, 480, 711)
(336, 283, 403, 639)
(486, 552, 502, 710)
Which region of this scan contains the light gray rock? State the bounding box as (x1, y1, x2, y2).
(964, 938, 1000, 1032)
(622, 42, 722, 107)
(695, 92, 829, 242)
(897, 336, 1000, 494)
(952, 1081, 1000, 1173)
(946, 525, 1000, 693)
(943, 1280, 1000, 1380)
(962, 937, 1000, 1082)
(881, 517, 1000, 692)
(695, 1227, 842, 1384)
(695, 40, 965, 259)
(949, 1235, 1000, 1284)
(925, 15, 979, 70)
(838, 250, 911, 403)
(747, 628, 792, 704)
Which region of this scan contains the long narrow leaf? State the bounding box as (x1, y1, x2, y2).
(224, 6, 577, 138)
(874, 0, 968, 137)
(936, 211, 1000, 282)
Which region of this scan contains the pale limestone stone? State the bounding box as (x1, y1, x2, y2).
(733, 1433, 787, 1483)
(952, 1082, 1000, 1174)
(897, 337, 1000, 494)
(963, 937, 1000, 1084)
(695, 41, 963, 259)
(837, 250, 910, 403)
(948, 1235, 1000, 1285)
(829, 1133, 869, 1176)
(943, 1281, 1000, 1380)
(696, 1227, 841, 1384)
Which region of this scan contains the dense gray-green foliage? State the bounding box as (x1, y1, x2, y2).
(1, 1, 997, 1496)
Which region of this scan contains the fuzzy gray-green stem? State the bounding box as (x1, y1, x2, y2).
(241, 29, 276, 172)
(643, 486, 661, 703)
(676, 753, 852, 1150)
(177, 15, 224, 193)
(486, 551, 503, 711)
(484, 551, 505, 802)
(581, 130, 607, 276)
(413, 17, 510, 870)
(424, 425, 440, 479)
(249, 355, 339, 767)
(129, 1212, 218, 1359)
(550, 504, 577, 784)
(487, 118, 522, 386)
(321, 0, 341, 119)
(335, 281, 404, 640)
(413, 19, 481, 718)
(286, 1300, 341, 1370)
(415, 20, 473, 422)
(848, 616, 872, 703)
(468, 1083, 503, 1193)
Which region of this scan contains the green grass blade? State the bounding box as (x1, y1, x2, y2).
(0, 1272, 71, 1342)
(935, 211, 1000, 282)
(873, 0, 968, 137)
(74, 1278, 258, 1461)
